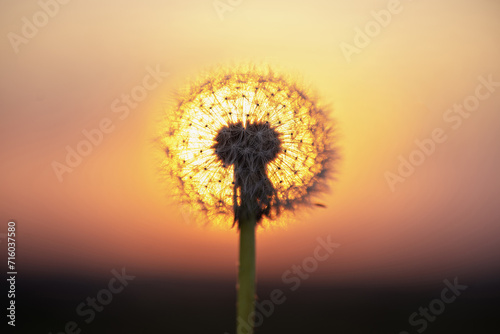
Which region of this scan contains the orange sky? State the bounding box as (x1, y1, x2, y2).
(1, 0, 500, 284)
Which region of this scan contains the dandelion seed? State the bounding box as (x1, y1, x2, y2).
(160, 66, 335, 228)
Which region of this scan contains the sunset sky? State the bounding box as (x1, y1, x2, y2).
(1, 0, 500, 290)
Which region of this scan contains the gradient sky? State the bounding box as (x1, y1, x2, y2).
(1, 0, 499, 285)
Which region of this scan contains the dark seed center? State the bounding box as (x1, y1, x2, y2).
(213, 121, 281, 168)
(213, 121, 281, 223)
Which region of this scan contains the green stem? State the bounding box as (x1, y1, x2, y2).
(237, 213, 256, 334)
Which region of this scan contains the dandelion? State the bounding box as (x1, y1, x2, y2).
(160, 65, 336, 334)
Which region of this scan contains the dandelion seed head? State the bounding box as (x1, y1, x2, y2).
(160, 65, 336, 229)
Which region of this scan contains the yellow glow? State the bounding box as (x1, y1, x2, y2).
(160, 66, 334, 229)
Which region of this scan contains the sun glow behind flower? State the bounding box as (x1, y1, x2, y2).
(160, 66, 335, 229)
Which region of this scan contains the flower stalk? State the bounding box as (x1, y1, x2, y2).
(237, 209, 256, 334)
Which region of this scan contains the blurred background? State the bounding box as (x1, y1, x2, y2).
(1, 0, 499, 333)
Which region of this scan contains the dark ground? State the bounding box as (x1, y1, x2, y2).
(2, 273, 499, 334)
